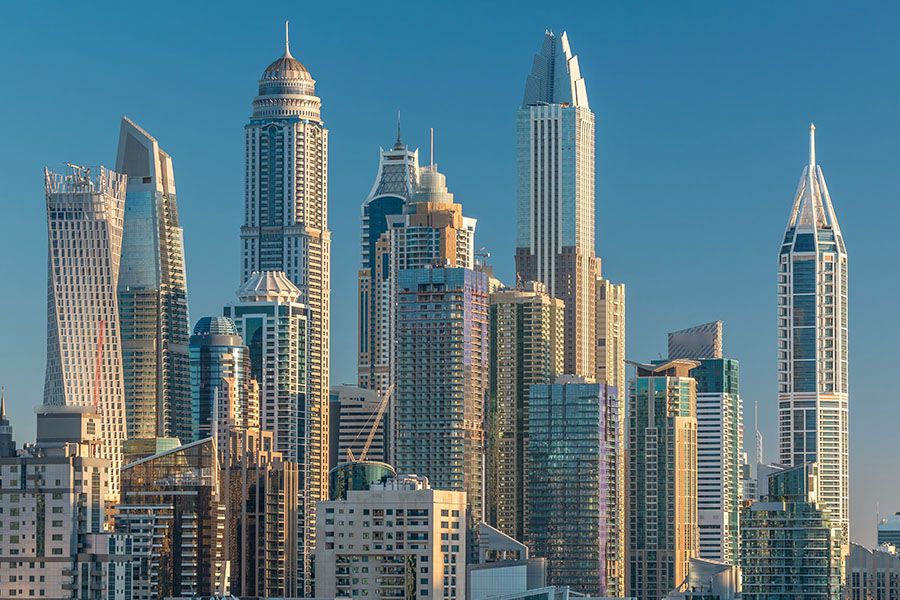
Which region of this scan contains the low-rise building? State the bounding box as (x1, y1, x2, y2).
(846, 542, 900, 600)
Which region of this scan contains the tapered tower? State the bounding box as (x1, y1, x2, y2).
(777, 125, 849, 540)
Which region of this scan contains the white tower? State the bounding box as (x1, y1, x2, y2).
(777, 125, 849, 540)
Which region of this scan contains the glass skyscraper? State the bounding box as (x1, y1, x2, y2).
(116, 117, 191, 442)
(526, 378, 622, 596)
(43, 164, 128, 499)
(777, 125, 849, 540)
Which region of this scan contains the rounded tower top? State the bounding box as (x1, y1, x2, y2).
(193, 316, 239, 337)
(252, 22, 322, 121)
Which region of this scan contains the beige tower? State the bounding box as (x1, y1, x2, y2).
(239, 25, 329, 594)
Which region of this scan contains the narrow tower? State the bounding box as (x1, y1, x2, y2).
(516, 31, 600, 377)
(777, 125, 849, 540)
(116, 117, 191, 442)
(240, 26, 330, 592)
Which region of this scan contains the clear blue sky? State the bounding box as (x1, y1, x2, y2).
(1, 1, 897, 545)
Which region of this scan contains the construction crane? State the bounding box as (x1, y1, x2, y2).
(346, 383, 394, 464)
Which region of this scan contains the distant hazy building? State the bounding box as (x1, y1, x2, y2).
(515, 30, 600, 378)
(222, 426, 300, 598)
(628, 360, 699, 600)
(357, 129, 419, 392)
(667, 321, 723, 361)
(0, 407, 134, 599)
(487, 282, 564, 541)
(190, 316, 259, 452)
(740, 462, 842, 599)
(315, 474, 468, 599)
(395, 267, 489, 523)
(224, 270, 314, 586)
(0, 390, 13, 458)
(116, 438, 228, 598)
(329, 384, 387, 469)
(44, 164, 128, 498)
(241, 33, 331, 576)
(527, 377, 623, 596)
(878, 512, 900, 547)
(116, 117, 191, 443)
(777, 126, 849, 541)
(846, 543, 900, 600)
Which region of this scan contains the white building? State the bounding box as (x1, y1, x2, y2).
(43, 164, 128, 499)
(0, 406, 134, 599)
(315, 474, 467, 599)
(777, 125, 849, 540)
(240, 29, 331, 583)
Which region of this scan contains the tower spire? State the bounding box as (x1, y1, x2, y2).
(396, 110, 402, 145)
(809, 123, 816, 168)
(0, 386, 5, 419)
(284, 20, 293, 58)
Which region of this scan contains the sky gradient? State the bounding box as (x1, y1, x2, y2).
(1, 1, 898, 545)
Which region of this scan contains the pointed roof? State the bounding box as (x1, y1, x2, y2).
(0, 387, 5, 420)
(116, 116, 176, 196)
(261, 20, 311, 81)
(785, 124, 843, 235)
(522, 30, 589, 108)
(237, 271, 301, 303)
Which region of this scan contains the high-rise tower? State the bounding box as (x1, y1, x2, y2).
(240, 24, 330, 516)
(44, 164, 128, 498)
(516, 31, 599, 378)
(357, 127, 419, 392)
(116, 117, 191, 442)
(777, 125, 848, 540)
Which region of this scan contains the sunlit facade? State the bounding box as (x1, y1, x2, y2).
(44, 164, 128, 498)
(777, 126, 849, 540)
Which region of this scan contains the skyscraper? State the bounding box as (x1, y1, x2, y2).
(487, 281, 564, 542)
(395, 267, 489, 523)
(628, 359, 699, 600)
(116, 117, 191, 442)
(240, 24, 330, 511)
(189, 316, 259, 452)
(44, 164, 128, 498)
(516, 31, 600, 378)
(357, 128, 419, 392)
(667, 322, 743, 565)
(595, 277, 626, 391)
(526, 377, 623, 596)
(224, 270, 313, 591)
(329, 384, 387, 470)
(777, 125, 849, 539)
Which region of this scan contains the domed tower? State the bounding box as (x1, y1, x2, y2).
(239, 24, 330, 596)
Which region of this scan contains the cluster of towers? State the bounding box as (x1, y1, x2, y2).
(16, 23, 851, 600)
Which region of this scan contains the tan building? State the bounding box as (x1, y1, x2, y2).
(487, 281, 563, 542)
(315, 474, 468, 600)
(628, 359, 699, 600)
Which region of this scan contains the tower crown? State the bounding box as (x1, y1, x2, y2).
(522, 30, 589, 108)
(784, 125, 844, 240)
(252, 21, 320, 120)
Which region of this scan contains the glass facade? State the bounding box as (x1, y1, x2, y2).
(526, 381, 620, 596)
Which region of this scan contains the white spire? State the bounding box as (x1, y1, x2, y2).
(809, 123, 816, 168)
(284, 20, 293, 58)
(0, 386, 5, 419)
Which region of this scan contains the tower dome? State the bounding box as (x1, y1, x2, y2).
(252, 22, 321, 121)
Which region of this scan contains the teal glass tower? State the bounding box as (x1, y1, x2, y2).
(526, 378, 622, 596)
(116, 117, 191, 442)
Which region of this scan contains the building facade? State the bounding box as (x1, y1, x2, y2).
(878, 513, 900, 547)
(595, 278, 626, 392)
(329, 384, 387, 469)
(44, 164, 128, 498)
(116, 438, 228, 599)
(221, 426, 300, 597)
(846, 543, 900, 600)
(526, 378, 623, 596)
(395, 267, 489, 523)
(189, 316, 259, 452)
(628, 360, 699, 600)
(777, 125, 849, 539)
(487, 282, 564, 543)
(224, 270, 314, 589)
(740, 462, 842, 599)
(515, 31, 600, 378)
(0, 407, 134, 599)
(357, 131, 419, 392)
(240, 29, 331, 539)
(315, 474, 468, 600)
(116, 117, 191, 443)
